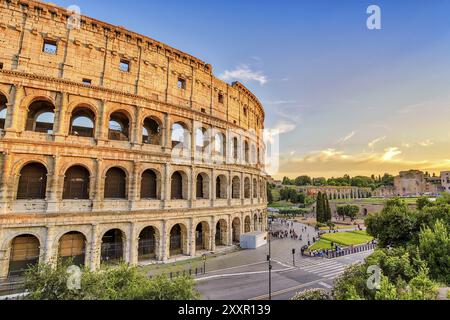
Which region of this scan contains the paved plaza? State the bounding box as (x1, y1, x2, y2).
(194, 221, 372, 300)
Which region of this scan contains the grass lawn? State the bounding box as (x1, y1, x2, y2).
(307, 230, 374, 252)
(319, 225, 355, 231)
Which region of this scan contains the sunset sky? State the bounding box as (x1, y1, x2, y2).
(52, 0, 450, 179)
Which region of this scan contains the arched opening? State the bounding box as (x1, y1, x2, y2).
(108, 111, 130, 141)
(232, 137, 238, 161)
(215, 219, 227, 246)
(232, 176, 240, 199)
(142, 117, 161, 145)
(58, 232, 86, 267)
(244, 177, 251, 199)
(196, 173, 209, 199)
(216, 175, 227, 199)
(104, 167, 127, 199)
(138, 226, 157, 261)
(169, 224, 187, 257)
(254, 214, 258, 231)
(363, 208, 368, 216)
(244, 141, 249, 163)
(251, 144, 257, 164)
(141, 169, 158, 199)
(8, 235, 40, 278)
(232, 218, 240, 244)
(101, 229, 124, 264)
(196, 127, 207, 153)
(253, 179, 258, 198)
(244, 216, 251, 233)
(214, 133, 226, 159)
(171, 171, 185, 200)
(69, 107, 95, 137)
(195, 222, 210, 251)
(63, 166, 90, 200)
(171, 122, 189, 149)
(17, 163, 47, 200)
(25, 100, 55, 134)
(0, 94, 7, 130)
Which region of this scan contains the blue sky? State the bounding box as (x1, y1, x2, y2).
(51, 0, 450, 178)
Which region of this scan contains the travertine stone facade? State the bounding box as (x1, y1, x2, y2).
(0, 0, 267, 277)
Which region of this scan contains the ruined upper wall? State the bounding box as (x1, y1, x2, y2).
(0, 0, 265, 131)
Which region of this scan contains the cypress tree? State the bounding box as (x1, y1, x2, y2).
(316, 192, 324, 223)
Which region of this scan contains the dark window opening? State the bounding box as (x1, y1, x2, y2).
(0, 62, 4, 70)
(141, 170, 157, 199)
(8, 235, 40, 278)
(171, 171, 184, 200)
(0, 94, 7, 130)
(17, 163, 47, 200)
(101, 229, 124, 264)
(232, 176, 240, 199)
(104, 167, 126, 199)
(138, 227, 156, 261)
(218, 93, 224, 104)
(58, 232, 86, 267)
(82, 78, 92, 85)
(63, 166, 90, 200)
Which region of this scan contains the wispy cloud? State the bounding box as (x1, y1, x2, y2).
(338, 131, 356, 144)
(219, 64, 268, 85)
(368, 136, 386, 149)
(270, 120, 297, 134)
(381, 147, 402, 161)
(418, 140, 434, 147)
(264, 100, 298, 105)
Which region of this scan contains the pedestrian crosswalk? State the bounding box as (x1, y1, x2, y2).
(275, 257, 349, 280)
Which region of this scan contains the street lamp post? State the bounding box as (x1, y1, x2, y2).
(202, 254, 207, 274)
(267, 208, 278, 301)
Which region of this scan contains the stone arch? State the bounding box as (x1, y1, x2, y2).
(195, 127, 208, 152)
(244, 177, 251, 199)
(108, 110, 131, 141)
(214, 131, 226, 159)
(171, 121, 190, 149)
(244, 140, 249, 163)
(57, 231, 87, 266)
(25, 99, 55, 134)
(215, 174, 227, 199)
(253, 178, 258, 198)
(232, 176, 241, 199)
(69, 105, 96, 138)
(244, 215, 251, 233)
(7, 234, 41, 277)
(16, 162, 48, 200)
(140, 168, 159, 199)
(138, 226, 160, 261)
(169, 223, 188, 257)
(62, 165, 91, 200)
(196, 172, 210, 199)
(232, 217, 241, 244)
(215, 219, 228, 246)
(100, 228, 126, 264)
(171, 170, 188, 200)
(195, 221, 211, 251)
(104, 167, 128, 199)
(142, 116, 162, 145)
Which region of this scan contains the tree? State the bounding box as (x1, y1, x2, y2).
(418, 220, 450, 284)
(365, 199, 418, 247)
(294, 175, 312, 186)
(417, 196, 431, 210)
(325, 194, 332, 222)
(336, 205, 359, 222)
(25, 261, 201, 300)
(316, 192, 324, 223)
(267, 183, 274, 204)
(291, 288, 331, 300)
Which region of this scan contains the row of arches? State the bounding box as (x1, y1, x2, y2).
(0, 95, 262, 164)
(5, 214, 266, 277)
(15, 162, 265, 200)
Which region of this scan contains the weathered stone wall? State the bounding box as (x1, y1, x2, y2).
(0, 0, 268, 276)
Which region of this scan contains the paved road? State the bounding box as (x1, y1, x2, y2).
(195, 221, 372, 300)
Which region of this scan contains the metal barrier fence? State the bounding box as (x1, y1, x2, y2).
(0, 277, 25, 297)
(150, 266, 205, 280)
(325, 243, 376, 259)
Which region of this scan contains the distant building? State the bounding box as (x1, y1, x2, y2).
(394, 170, 426, 197)
(441, 171, 450, 192)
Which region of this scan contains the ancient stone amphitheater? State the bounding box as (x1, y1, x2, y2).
(0, 0, 267, 278)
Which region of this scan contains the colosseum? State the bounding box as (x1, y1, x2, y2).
(0, 0, 267, 278)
